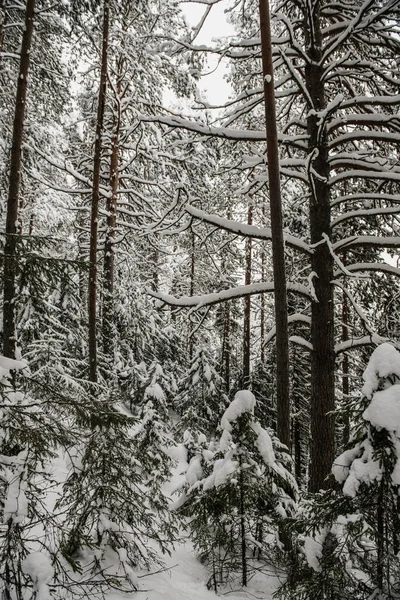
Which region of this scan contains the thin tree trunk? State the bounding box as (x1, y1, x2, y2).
(222, 303, 231, 393)
(3, 0, 35, 359)
(260, 205, 266, 363)
(243, 204, 252, 388)
(88, 0, 110, 383)
(342, 283, 350, 445)
(102, 74, 121, 356)
(0, 0, 6, 60)
(239, 452, 247, 587)
(259, 0, 291, 450)
(305, 3, 335, 492)
(189, 230, 195, 361)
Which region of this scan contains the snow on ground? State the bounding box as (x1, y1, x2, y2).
(108, 537, 280, 600)
(107, 440, 282, 600)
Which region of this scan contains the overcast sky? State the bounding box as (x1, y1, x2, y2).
(181, 1, 233, 105)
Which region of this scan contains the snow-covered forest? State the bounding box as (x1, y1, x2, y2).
(1, 0, 400, 598)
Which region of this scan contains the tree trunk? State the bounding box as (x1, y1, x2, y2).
(88, 0, 110, 383)
(260, 205, 266, 363)
(222, 303, 231, 393)
(341, 253, 350, 445)
(0, 0, 6, 60)
(102, 76, 121, 357)
(189, 230, 195, 361)
(242, 204, 252, 388)
(305, 3, 335, 492)
(3, 0, 36, 359)
(259, 0, 291, 450)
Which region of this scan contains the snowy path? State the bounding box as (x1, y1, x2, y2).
(109, 538, 280, 600)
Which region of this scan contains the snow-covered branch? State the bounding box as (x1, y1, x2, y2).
(333, 262, 400, 279)
(333, 235, 400, 253)
(332, 206, 400, 228)
(186, 205, 312, 255)
(149, 282, 312, 310)
(335, 334, 389, 355)
(139, 114, 308, 149)
(264, 314, 311, 346)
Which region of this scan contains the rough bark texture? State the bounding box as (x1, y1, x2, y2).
(242, 205, 252, 388)
(305, 2, 335, 491)
(260, 208, 266, 364)
(259, 0, 291, 450)
(3, 0, 36, 359)
(89, 0, 110, 383)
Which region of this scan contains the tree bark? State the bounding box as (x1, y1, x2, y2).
(0, 0, 6, 60)
(222, 303, 231, 393)
(342, 283, 350, 445)
(3, 0, 36, 359)
(259, 0, 291, 450)
(260, 205, 266, 364)
(188, 230, 195, 361)
(242, 204, 252, 388)
(102, 70, 121, 357)
(89, 0, 109, 383)
(305, 3, 335, 491)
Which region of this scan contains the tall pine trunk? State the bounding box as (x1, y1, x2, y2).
(89, 0, 109, 383)
(3, 0, 36, 359)
(222, 303, 231, 393)
(305, 3, 335, 491)
(259, 0, 290, 450)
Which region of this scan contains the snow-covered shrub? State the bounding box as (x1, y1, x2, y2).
(278, 343, 400, 600)
(59, 394, 177, 595)
(0, 356, 66, 600)
(173, 390, 297, 590)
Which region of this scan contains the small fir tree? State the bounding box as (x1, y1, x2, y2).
(58, 393, 176, 595)
(0, 356, 70, 600)
(175, 347, 228, 437)
(279, 343, 400, 600)
(174, 390, 297, 590)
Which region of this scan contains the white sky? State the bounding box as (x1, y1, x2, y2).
(181, 1, 234, 105)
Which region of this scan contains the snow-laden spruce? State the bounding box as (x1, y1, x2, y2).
(280, 343, 400, 600)
(174, 347, 228, 436)
(173, 390, 297, 590)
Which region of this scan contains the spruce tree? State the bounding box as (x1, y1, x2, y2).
(175, 347, 228, 437)
(279, 343, 400, 600)
(174, 390, 297, 590)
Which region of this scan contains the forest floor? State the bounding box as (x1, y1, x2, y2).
(108, 536, 281, 600)
(106, 445, 282, 600)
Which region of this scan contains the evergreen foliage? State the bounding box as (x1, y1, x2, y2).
(279, 343, 400, 600)
(175, 347, 228, 437)
(175, 390, 297, 590)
